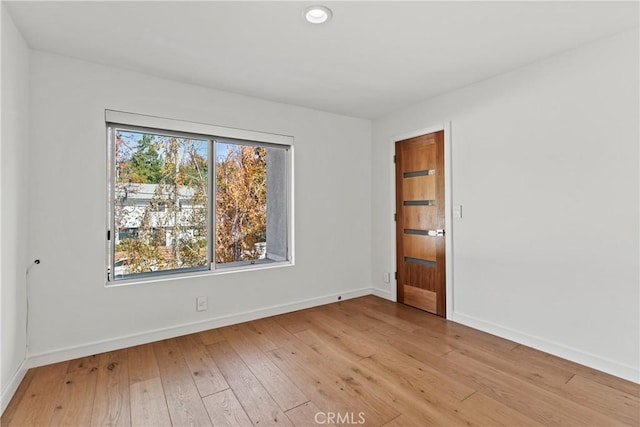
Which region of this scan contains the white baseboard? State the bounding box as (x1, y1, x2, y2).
(371, 287, 394, 301)
(27, 287, 373, 369)
(452, 312, 640, 384)
(1, 359, 28, 415)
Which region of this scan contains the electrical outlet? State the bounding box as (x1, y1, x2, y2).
(196, 296, 208, 312)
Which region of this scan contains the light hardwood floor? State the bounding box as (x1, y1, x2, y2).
(2, 296, 639, 426)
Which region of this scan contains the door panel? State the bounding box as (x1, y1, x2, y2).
(405, 262, 437, 291)
(403, 144, 436, 172)
(402, 206, 439, 230)
(402, 175, 436, 202)
(396, 131, 446, 317)
(403, 285, 437, 314)
(403, 234, 437, 261)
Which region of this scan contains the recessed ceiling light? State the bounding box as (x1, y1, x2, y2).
(304, 5, 332, 24)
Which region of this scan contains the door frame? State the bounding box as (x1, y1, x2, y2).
(389, 122, 454, 319)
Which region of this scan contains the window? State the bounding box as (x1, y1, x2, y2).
(107, 111, 292, 282)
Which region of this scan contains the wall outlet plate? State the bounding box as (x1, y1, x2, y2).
(196, 296, 208, 312)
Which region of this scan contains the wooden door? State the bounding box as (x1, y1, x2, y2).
(396, 131, 446, 317)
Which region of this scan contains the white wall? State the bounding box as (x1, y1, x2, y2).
(0, 5, 30, 411)
(372, 29, 639, 382)
(27, 51, 372, 362)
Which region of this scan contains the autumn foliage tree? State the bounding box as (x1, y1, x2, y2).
(115, 132, 209, 274)
(215, 144, 267, 263)
(114, 131, 268, 277)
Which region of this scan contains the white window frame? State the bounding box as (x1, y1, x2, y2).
(106, 110, 294, 285)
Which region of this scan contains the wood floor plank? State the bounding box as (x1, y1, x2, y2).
(380, 414, 414, 427)
(319, 301, 374, 332)
(67, 354, 100, 373)
(409, 315, 508, 353)
(284, 401, 321, 426)
(302, 310, 378, 359)
(511, 344, 640, 397)
(294, 326, 365, 365)
(2, 362, 68, 427)
(361, 296, 519, 353)
(335, 345, 486, 426)
(243, 317, 295, 352)
(453, 343, 639, 424)
(153, 339, 213, 426)
(220, 325, 308, 411)
(296, 330, 474, 425)
(266, 346, 364, 421)
(437, 321, 520, 354)
(245, 317, 308, 352)
(459, 392, 543, 426)
(0, 368, 35, 426)
(272, 310, 314, 334)
(267, 339, 401, 426)
(294, 328, 363, 365)
(453, 344, 575, 390)
(240, 318, 293, 351)
(444, 350, 627, 426)
(354, 331, 476, 402)
(90, 349, 131, 427)
(368, 323, 453, 363)
(202, 389, 253, 427)
(341, 298, 420, 334)
(176, 333, 229, 397)
(127, 344, 161, 384)
(564, 374, 640, 425)
(127, 342, 171, 426)
(345, 300, 489, 370)
(49, 365, 99, 426)
(359, 354, 475, 424)
(198, 328, 225, 346)
(5, 296, 638, 427)
(207, 340, 293, 426)
(361, 341, 454, 395)
(129, 377, 172, 427)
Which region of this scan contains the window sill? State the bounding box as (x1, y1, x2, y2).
(105, 260, 294, 288)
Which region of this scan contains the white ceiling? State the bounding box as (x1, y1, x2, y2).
(5, 1, 639, 119)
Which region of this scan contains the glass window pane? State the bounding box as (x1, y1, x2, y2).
(114, 130, 208, 279)
(215, 141, 287, 267)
